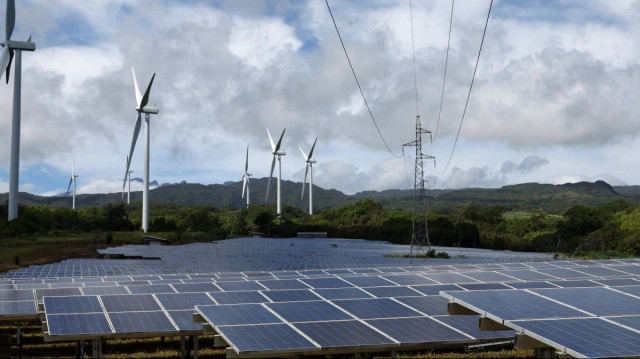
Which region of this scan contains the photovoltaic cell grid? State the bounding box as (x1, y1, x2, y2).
(442, 286, 640, 358)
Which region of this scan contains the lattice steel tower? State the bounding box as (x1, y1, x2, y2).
(403, 115, 434, 256)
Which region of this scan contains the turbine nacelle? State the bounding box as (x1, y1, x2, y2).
(139, 106, 159, 114)
(0, 39, 35, 51)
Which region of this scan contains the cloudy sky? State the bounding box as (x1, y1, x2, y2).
(1, 0, 640, 198)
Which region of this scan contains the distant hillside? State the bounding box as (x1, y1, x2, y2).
(0, 179, 634, 214)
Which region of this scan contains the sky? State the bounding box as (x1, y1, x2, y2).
(1, 0, 640, 198)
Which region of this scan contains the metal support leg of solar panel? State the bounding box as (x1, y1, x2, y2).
(403, 115, 434, 258)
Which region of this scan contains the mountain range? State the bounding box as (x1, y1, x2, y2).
(2, 179, 639, 215)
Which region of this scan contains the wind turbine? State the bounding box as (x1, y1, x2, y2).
(121, 156, 133, 204)
(123, 67, 157, 233)
(1, 0, 36, 220)
(299, 138, 317, 215)
(241, 145, 251, 208)
(66, 157, 78, 209)
(266, 128, 286, 218)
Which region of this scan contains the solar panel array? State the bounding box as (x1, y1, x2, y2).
(442, 286, 640, 358)
(0, 237, 639, 358)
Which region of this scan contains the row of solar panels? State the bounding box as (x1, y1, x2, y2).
(443, 286, 640, 358)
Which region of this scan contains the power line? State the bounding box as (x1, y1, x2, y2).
(409, 0, 419, 117)
(441, 0, 494, 173)
(433, 0, 455, 141)
(325, 0, 402, 159)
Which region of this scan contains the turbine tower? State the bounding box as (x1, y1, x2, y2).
(123, 67, 157, 233)
(66, 157, 78, 209)
(266, 128, 286, 218)
(241, 145, 251, 208)
(1, 0, 36, 220)
(299, 138, 317, 215)
(403, 115, 435, 257)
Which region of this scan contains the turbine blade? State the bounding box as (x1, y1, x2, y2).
(308, 137, 318, 160)
(245, 145, 249, 172)
(6, 0, 15, 41)
(266, 155, 276, 200)
(274, 128, 286, 152)
(267, 128, 276, 152)
(132, 67, 142, 106)
(299, 145, 308, 161)
(5, 48, 13, 84)
(242, 175, 247, 199)
(0, 47, 9, 82)
(67, 177, 73, 194)
(123, 113, 142, 188)
(140, 73, 155, 109)
(301, 163, 309, 201)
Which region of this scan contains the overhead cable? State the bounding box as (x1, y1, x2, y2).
(433, 0, 455, 141)
(441, 0, 494, 173)
(325, 0, 402, 159)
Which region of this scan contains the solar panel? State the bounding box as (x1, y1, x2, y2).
(395, 296, 450, 316)
(341, 276, 395, 287)
(498, 269, 556, 281)
(422, 272, 480, 284)
(572, 266, 632, 277)
(363, 286, 422, 298)
(381, 274, 436, 286)
(504, 281, 559, 289)
(47, 313, 112, 336)
(166, 310, 204, 331)
(265, 301, 353, 322)
(0, 289, 34, 301)
(366, 316, 470, 344)
(300, 277, 354, 289)
(547, 280, 600, 288)
(536, 268, 595, 280)
(454, 271, 514, 283)
(101, 294, 161, 312)
(257, 279, 309, 290)
(80, 286, 130, 295)
(126, 284, 176, 294)
(442, 289, 588, 320)
(261, 289, 322, 303)
(614, 285, 640, 297)
(0, 300, 37, 316)
(457, 283, 511, 291)
(44, 295, 103, 314)
(510, 317, 640, 358)
(607, 316, 640, 331)
(109, 311, 176, 334)
(155, 292, 215, 311)
(35, 287, 82, 302)
(594, 278, 640, 287)
(532, 287, 640, 316)
(312, 287, 374, 300)
(209, 291, 268, 305)
(333, 298, 422, 319)
(410, 284, 462, 295)
(215, 323, 318, 353)
(433, 315, 514, 340)
(215, 280, 266, 292)
(294, 320, 396, 348)
(196, 304, 282, 326)
(171, 282, 221, 293)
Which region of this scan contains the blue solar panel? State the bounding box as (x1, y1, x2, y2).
(547, 280, 600, 288)
(155, 292, 215, 310)
(364, 286, 423, 298)
(614, 285, 640, 297)
(166, 310, 204, 332)
(109, 311, 176, 334)
(196, 304, 282, 326)
(261, 289, 321, 303)
(35, 287, 82, 301)
(366, 317, 470, 344)
(410, 284, 463, 295)
(215, 323, 318, 353)
(209, 291, 268, 304)
(126, 284, 176, 294)
(171, 282, 221, 293)
(607, 316, 640, 331)
(0, 289, 34, 301)
(395, 296, 449, 316)
(266, 301, 352, 322)
(458, 283, 512, 291)
(215, 281, 266, 291)
(434, 315, 514, 340)
(333, 298, 422, 319)
(442, 289, 588, 320)
(510, 317, 640, 358)
(44, 295, 103, 314)
(381, 274, 436, 286)
(536, 268, 595, 280)
(257, 279, 309, 290)
(459, 271, 515, 282)
(294, 320, 396, 348)
(504, 281, 559, 289)
(532, 287, 640, 316)
(47, 313, 112, 336)
(300, 277, 354, 289)
(341, 276, 395, 287)
(312, 287, 374, 300)
(101, 294, 161, 312)
(422, 272, 479, 284)
(0, 300, 37, 316)
(81, 286, 130, 296)
(498, 269, 556, 281)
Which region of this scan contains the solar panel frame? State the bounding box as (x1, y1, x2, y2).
(46, 313, 113, 337)
(44, 295, 103, 314)
(365, 316, 471, 345)
(195, 304, 283, 326)
(108, 311, 177, 334)
(332, 298, 423, 320)
(265, 300, 354, 323)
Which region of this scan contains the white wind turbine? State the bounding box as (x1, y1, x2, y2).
(299, 138, 317, 215)
(266, 128, 286, 218)
(121, 155, 133, 205)
(241, 145, 251, 208)
(123, 67, 157, 233)
(1, 0, 36, 220)
(66, 157, 78, 209)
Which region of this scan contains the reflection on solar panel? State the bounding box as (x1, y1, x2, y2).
(47, 313, 112, 336)
(333, 298, 422, 319)
(109, 311, 176, 333)
(44, 296, 102, 314)
(511, 317, 640, 358)
(366, 316, 469, 344)
(395, 296, 449, 316)
(266, 301, 352, 322)
(294, 320, 395, 348)
(196, 304, 282, 326)
(215, 323, 318, 353)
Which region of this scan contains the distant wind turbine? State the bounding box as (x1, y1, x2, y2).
(1, 0, 36, 220)
(122, 156, 133, 204)
(266, 128, 286, 218)
(123, 67, 158, 233)
(66, 157, 78, 209)
(241, 145, 251, 208)
(300, 138, 317, 215)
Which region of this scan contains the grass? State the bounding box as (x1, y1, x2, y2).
(556, 250, 635, 260)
